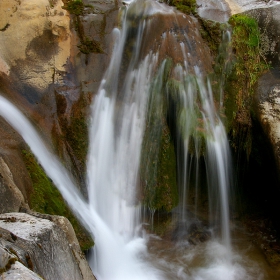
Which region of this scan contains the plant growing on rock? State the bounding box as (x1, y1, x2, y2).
(225, 14, 269, 157)
(165, 0, 197, 15)
(22, 150, 94, 251)
(62, 0, 103, 54)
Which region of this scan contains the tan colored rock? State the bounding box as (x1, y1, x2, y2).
(0, 0, 71, 91)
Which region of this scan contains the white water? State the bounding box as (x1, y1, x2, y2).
(0, 0, 271, 279)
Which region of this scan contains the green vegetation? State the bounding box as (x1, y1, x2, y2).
(225, 14, 269, 157)
(199, 19, 224, 56)
(153, 123, 178, 211)
(62, 0, 103, 54)
(78, 36, 104, 54)
(141, 60, 178, 212)
(62, 0, 84, 16)
(53, 91, 89, 176)
(167, 0, 197, 15)
(167, 77, 207, 156)
(22, 150, 94, 251)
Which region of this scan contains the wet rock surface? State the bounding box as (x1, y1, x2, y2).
(243, 216, 280, 268)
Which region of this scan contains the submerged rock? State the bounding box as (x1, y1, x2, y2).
(0, 212, 96, 280)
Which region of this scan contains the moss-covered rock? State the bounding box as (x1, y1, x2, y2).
(141, 60, 178, 212)
(62, 0, 103, 54)
(21, 149, 93, 251)
(167, 0, 197, 15)
(224, 14, 269, 158)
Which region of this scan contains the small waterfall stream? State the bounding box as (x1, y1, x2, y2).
(0, 0, 273, 279)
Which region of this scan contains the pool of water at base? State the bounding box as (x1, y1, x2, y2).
(144, 224, 280, 280)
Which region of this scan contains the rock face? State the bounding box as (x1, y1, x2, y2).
(1, 260, 43, 280)
(0, 0, 119, 278)
(0, 0, 120, 195)
(257, 70, 280, 172)
(0, 157, 27, 214)
(0, 212, 96, 280)
(248, 6, 280, 174)
(197, 0, 280, 22)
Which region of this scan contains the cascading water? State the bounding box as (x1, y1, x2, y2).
(0, 0, 273, 279)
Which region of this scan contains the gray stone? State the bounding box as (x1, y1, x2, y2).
(249, 6, 280, 175)
(256, 69, 280, 173)
(1, 261, 43, 280)
(246, 5, 280, 67)
(0, 245, 13, 271)
(0, 213, 96, 280)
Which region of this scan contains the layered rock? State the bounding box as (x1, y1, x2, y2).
(0, 212, 96, 280)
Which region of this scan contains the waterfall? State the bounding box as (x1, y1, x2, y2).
(0, 0, 264, 279)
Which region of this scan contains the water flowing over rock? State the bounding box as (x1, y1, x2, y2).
(1, 0, 280, 279)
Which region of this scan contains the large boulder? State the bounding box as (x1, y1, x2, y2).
(0, 212, 96, 280)
(247, 5, 280, 175)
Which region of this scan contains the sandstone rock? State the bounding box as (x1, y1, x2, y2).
(0, 213, 96, 280)
(0, 0, 71, 92)
(0, 0, 120, 188)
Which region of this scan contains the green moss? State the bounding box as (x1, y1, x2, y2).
(22, 150, 94, 251)
(62, 0, 84, 16)
(65, 112, 88, 171)
(167, 0, 197, 15)
(152, 123, 178, 211)
(225, 14, 269, 157)
(78, 36, 104, 54)
(167, 77, 207, 156)
(198, 19, 225, 56)
(141, 60, 178, 212)
(53, 91, 89, 177)
(62, 0, 103, 54)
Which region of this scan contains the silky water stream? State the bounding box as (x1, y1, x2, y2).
(0, 0, 278, 279)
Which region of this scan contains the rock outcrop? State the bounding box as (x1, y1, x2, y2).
(0, 0, 120, 278)
(247, 5, 280, 174)
(0, 212, 96, 280)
